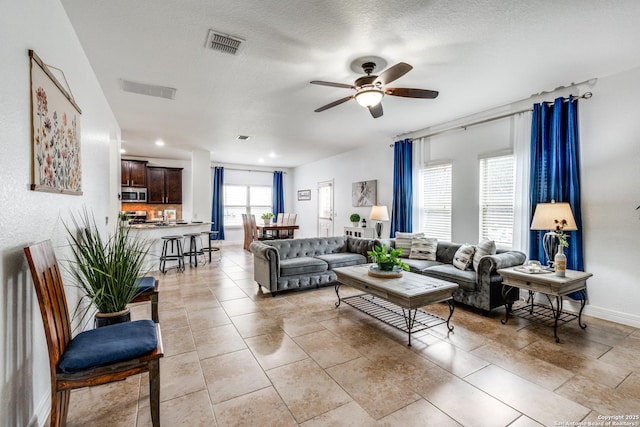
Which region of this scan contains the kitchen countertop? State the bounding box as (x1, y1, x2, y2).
(127, 221, 212, 230)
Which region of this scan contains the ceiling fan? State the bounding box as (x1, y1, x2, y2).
(311, 61, 438, 118)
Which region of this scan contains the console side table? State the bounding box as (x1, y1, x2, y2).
(498, 267, 592, 343)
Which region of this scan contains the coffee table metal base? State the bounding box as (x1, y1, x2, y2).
(336, 286, 454, 346)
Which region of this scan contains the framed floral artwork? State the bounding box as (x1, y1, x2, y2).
(29, 50, 82, 194)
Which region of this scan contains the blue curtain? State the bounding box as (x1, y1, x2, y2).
(390, 139, 412, 237)
(529, 96, 584, 272)
(211, 167, 225, 240)
(272, 171, 284, 216)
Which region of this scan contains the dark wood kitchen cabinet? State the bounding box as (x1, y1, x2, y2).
(121, 160, 148, 187)
(146, 167, 182, 204)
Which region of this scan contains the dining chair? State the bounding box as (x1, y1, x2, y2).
(286, 213, 297, 238)
(276, 213, 284, 226)
(242, 213, 250, 250)
(24, 240, 164, 427)
(130, 276, 159, 323)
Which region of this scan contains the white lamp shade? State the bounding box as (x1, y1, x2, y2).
(530, 202, 578, 231)
(369, 205, 389, 221)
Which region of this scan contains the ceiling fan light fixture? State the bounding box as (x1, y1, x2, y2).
(355, 87, 383, 107)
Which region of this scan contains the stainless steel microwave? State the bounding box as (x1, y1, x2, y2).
(121, 187, 147, 203)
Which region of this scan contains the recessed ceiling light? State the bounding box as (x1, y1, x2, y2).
(155, 139, 165, 146)
(120, 148, 126, 154)
(268, 152, 276, 158)
(258, 158, 264, 163)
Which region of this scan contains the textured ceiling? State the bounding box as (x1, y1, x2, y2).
(61, 0, 640, 167)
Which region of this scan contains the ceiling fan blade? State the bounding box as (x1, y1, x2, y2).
(385, 88, 439, 99)
(314, 95, 354, 112)
(374, 62, 413, 86)
(368, 103, 383, 118)
(310, 80, 355, 89)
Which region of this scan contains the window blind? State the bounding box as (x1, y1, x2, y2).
(479, 155, 515, 246)
(421, 163, 452, 241)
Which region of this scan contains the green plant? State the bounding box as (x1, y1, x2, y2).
(64, 209, 150, 323)
(367, 244, 410, 271)
(349, 213, 361, 222)
(261, 212, 275, 220)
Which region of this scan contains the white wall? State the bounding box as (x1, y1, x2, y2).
(293, 143, 394, 238)
(1, 1, 121, 425)
(579, 67, 640, 326)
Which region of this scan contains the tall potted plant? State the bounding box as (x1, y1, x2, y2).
(64, 209, 151, 327)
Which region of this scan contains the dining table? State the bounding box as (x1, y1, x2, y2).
(256, 224, 299, 239)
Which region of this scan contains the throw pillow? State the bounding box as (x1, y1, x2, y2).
(473, 239, 497, 272)
(409, 237, 438, 260)
(395, 232, 424, 257)
(453, 244, 476, 270)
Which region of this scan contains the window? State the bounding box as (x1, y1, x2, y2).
(224, 184, 272, 226)
(421, 163, 452, 241)
(479, 154, 515, 246)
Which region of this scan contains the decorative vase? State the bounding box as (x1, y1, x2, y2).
(361, 218, 367, 228)
(263, 219, 270, 225)
(554, 246, 567, 277)
(352, 222, 359, 227)
(95, 308, 131, 328)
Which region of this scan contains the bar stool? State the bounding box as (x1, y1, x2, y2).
(159, 235, 185, 273)
(201, 231, 221, 262)
(183, 232, 205, 267)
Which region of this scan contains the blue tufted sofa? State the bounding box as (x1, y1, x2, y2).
(249, 236, 375, 295)
(376, 238, 526, 312)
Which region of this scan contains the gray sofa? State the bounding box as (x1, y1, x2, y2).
(249, 236, 375, 295)
(376, 238, 526, 312)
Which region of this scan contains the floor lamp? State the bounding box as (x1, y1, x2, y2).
(530, 201, 577, 268)
(369, 205, 389, 238)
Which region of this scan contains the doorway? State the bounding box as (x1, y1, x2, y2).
(317, 180, 334, 237)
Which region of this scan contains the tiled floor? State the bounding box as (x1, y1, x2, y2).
(67, 246, 640, 426)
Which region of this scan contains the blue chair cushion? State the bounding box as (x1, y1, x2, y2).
(58, 319, 157, 374)
(134, 276, 156, 294)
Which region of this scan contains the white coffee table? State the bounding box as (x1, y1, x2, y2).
(333, 264, 459, 346)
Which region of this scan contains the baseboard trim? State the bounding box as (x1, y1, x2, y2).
(582, 305, 640, 328)
(29, 394, 50, 427)
(522, 291, 640, 328)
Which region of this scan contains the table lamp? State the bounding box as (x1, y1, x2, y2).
(530, 201, 577, 267)
(369, 205, 389, 238)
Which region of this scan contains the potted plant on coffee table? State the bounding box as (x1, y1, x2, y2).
(367, 244, 410, 272)
(65, 209, 151, 327)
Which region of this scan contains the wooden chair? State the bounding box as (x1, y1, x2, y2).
(24, 240, 164, 427)
(242, 213, 251, 250)
(285, 213, 297, 238)
(130, 276, 159, 323)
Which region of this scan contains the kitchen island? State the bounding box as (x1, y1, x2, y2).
(127, 222, 214, 272)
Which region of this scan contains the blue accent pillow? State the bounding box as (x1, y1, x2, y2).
(135, 276, 156, 294)
(58, 320, 157, 374)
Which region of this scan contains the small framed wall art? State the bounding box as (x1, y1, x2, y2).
(298, 189, 311, 201)
(352, 180, 377, 207)
(29, 49, 82, 194)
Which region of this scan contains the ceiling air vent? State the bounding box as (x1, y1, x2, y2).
(236, 135, 251, 141)
(205, 30, 245, 55)
(119, 79, 176, 100)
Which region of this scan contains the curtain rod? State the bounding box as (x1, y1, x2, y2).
(391, 92, 593, 145)
(212, 166, 286, 174)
